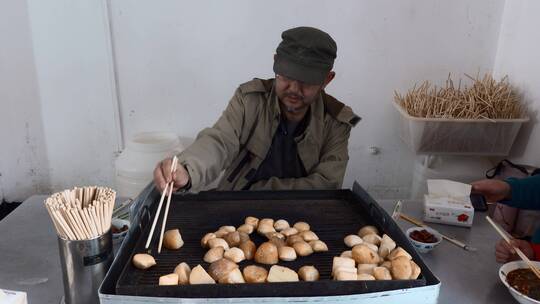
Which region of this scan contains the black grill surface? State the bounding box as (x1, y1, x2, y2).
(115, 188, 431, 298)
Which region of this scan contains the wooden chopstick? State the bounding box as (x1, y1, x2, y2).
(44, 186, 116, 241)
(486, 216, 540, 279)
(144, 156, 178, 249)
(157, 158, 179, 253)
(399, 213, 477, 251)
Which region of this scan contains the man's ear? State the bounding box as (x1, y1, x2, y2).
(322, 71, 336, 89)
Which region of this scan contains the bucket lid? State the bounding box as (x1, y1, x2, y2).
(126, 132, 181, 153)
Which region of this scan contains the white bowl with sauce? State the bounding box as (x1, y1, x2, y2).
(500, 260, 540, 304)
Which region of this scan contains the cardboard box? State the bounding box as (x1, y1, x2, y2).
(423, 194, 474, 227)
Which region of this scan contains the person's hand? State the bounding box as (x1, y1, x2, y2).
(495, 238, 535, 263)
(153, 157, 190, 193)
(471, 179, 511, 202)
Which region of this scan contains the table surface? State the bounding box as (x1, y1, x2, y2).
(0, 195, 516, 303)
(0, 195, 63, 304)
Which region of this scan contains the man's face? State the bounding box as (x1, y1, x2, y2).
(275, 74, 329, 114)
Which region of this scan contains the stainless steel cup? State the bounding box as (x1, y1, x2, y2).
(57, 231, 113, 304)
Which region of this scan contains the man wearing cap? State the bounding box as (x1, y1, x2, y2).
(154, 26, 360, 192)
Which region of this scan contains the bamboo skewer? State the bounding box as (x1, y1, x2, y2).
(486, 216, 540, 279)
(395, 73, 523, 120)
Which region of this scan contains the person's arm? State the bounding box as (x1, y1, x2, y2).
(495, 238, 536, 263)
(249, 121, 351, 190)
(472, 174, 540, 210)
(176, 88, 246, 192)
(504, 174, 540, 209)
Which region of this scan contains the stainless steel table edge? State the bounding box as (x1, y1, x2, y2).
(100, 283, 440, 304)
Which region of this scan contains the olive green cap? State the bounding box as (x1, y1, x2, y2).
(273, 26, 337, 85)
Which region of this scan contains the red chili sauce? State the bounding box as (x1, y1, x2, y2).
(409, 229, 438, 243)
(507, 268, 540, 301)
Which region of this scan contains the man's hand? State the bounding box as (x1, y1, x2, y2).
(495, 238, 535, 263)
(153, 157, 190, 193)
(471, 179, 511, 202)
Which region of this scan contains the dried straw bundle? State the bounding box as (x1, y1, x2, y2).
(394, 73, 524, 120)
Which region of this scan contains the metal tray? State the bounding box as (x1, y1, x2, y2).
(108, 183, 436, 298)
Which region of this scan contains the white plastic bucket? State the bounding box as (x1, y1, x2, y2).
(114, 132, 192, 199)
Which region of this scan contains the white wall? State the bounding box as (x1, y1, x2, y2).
(26, 0, 122, 192)
(109, 0, 505, 197)
(2, 0, 517, 201)
(0, 0, 50, 202)
(494, 0, 540, 167)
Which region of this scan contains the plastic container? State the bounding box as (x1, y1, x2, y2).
(393, 102, 529, 155)
(115, 132, 193, 199)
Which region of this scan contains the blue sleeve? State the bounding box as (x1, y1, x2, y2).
(503, 175, 540, 210)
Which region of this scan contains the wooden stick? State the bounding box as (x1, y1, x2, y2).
(72, 208, 90, 239)
(109, 196, 115, 229)
(90, 186, 96, 204)
(105, 198, 110, 232)
(77, 208, 93, 238)
(486, 216, 540, 279)
(62, 208, 83, 240)
(44, 200, 63, 236)
(83, 208, 97, 238)
(100, 201, 106, 234)
(399, 213, 476, 251)
(45, 203, 66, 238)
(70, 208, 89, 239)
(158, 183, 174, 253)
(96, 201, 104, 234)
(61, 208, 79, 239)
(91, 206, 102, 235)
(92, 205, 103, 235)
(53, 210, 76, 240)
(145, 156, 178, 249)
(98, 203, 104, 235)
(145, 182, 170, 249)
(157, 157, 179, 253)
(71, 189, 77, 208)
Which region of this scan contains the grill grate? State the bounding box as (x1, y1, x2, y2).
(115, 190, 428, 298)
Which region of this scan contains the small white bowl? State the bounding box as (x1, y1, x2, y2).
(406, 226, 442, 253)
(500, 260, 540, 304)
(111, 218, 130, 240)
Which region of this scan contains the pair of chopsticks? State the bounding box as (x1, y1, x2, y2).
(145, 156, 178, 253)
(400, 213, 477, 251)
(392, 201, 477, 251)
(486, 216, 540, 279)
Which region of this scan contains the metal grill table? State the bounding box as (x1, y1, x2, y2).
(102, 183, 440, 302)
